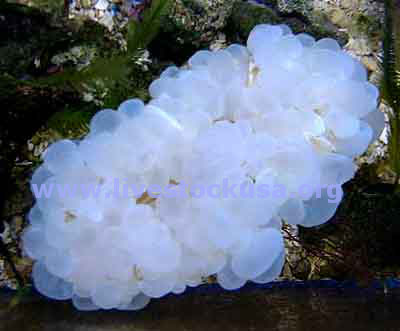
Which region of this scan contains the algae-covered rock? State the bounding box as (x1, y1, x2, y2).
(225, 1, 280, 41)
(0, 2, 115, 78)
(0, 2, 58, 78)
(224, 1, 347, 45)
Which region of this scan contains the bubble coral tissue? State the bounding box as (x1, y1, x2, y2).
(23, 24, 384, 310)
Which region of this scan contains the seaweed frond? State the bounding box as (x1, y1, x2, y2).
(380, 0, 400, 187)
(127, 0, 172, 53)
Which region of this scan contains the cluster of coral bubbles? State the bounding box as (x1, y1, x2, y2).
(23, 24, 383, 310)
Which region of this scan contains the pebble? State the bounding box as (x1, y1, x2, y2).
(95, 0, 109, 10)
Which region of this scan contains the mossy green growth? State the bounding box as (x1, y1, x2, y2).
(101, 64, 154, 109)
(25, 0, 65, 16)
(224, 1, 347, 45)
(300, 10, 348, 45)
(46, 107, 94, 138)
(225, 1, 280, 42)
(354, 13, 382, 39)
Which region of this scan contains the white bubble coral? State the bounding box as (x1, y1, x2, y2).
(23, 24, 383, 310)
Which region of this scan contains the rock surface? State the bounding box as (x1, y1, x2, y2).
(1, 285, 400, 331)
